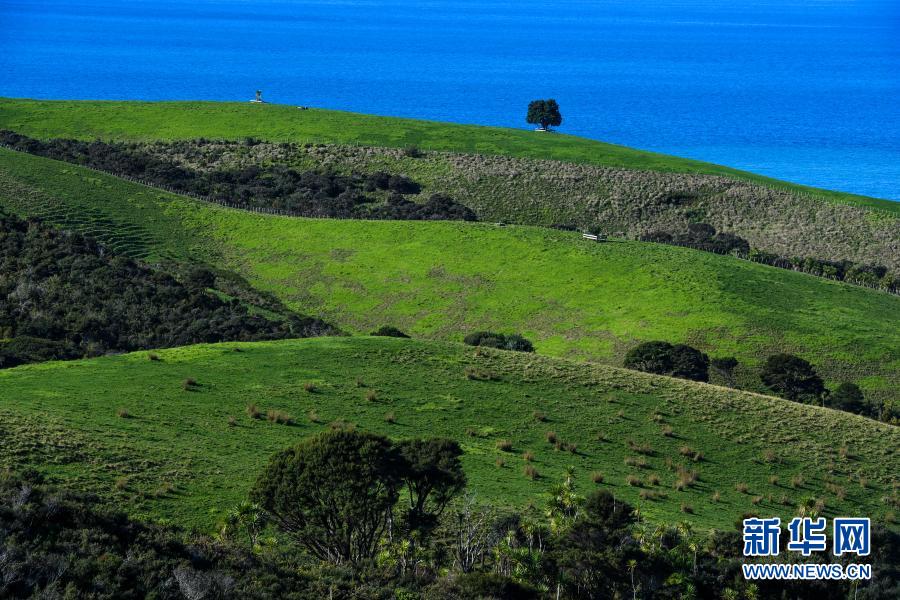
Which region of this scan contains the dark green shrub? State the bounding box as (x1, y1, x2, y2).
(464, 331, 506, 348)
(624, 341, 674, 375)
(670, 344, 710, 382)
(370, 325, 410, 338)
(828, 382, 874, 417)
(403, 145, 424, 158)
(624, 341, 709, 382)
(503, 333, 535, 352)
(463, 331, 534, 352)
(760, 354, 826, 402)
(711, 356, 738, 384)
(184, 265, 216, 289)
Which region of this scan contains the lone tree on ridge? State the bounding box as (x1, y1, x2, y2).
(526, 99, 563, 131)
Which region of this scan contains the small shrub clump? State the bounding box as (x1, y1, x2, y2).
(623, 341, 710, 382)
(463, 331, 535, 352)
(266, 410, 294, 425)
(370, 325, 410, 338)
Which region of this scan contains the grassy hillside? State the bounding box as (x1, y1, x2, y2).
(1, 336, 896, 532)
(1, 98, 897, 216)
(1, 148, 897, 404)
(152, 139, 900, 271)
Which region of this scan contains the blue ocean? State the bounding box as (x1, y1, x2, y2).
(1, 0, 898, 199)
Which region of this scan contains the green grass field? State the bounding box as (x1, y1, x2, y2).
(2, 98, 897, 215)
(1, 336, 896, 532)
(1, 148, 897, 404)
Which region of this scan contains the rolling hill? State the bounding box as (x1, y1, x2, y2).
(1, 336, 896, 532)
(0, 147, 897, 405)
(1, 98, 897, 278)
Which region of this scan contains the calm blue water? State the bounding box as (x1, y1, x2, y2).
(1, 0, 898, 199)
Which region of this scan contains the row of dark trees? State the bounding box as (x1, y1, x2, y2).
(0, 131, 478, 221)
(642, 223, 899, 293)
(7, 432, 898, 599)
(0, 212, 335, 368)
(623, 341, 890, 421)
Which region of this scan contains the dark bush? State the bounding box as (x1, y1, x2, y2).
(760, 353, 826, 402)
(711, 356, 738, 373)
(827, 382, 874, 418)
(503, 333, 535, 352)
(623, 341, 674, 375)
(464, 331, 505, 348)
(669, 344, 710, 382)
(371, 325, 410, 338)
(184, 265, 217, 289)
(642, 222, 749, 255)
(710, 356, 738, 385)
(624, 341, 709, 382)
(387, 174, 421, 195)
(641, 220, 898, 293)
(463, 331, 534, 352)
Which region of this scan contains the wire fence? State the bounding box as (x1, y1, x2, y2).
(631, 239, 900, 296)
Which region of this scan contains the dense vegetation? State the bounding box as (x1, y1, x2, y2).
(0, 211, 334, 367)
(0, 131, 477, 221)
(1, 148, 897, 406)
(0, 471, 318, 599)
(4, 443, 898, 599)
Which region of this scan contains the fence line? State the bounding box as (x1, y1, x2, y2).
(634, 239, 900, 296)
(1, 144, 897, 296)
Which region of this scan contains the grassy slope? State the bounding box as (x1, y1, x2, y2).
(1, 148, 897, 403)
(1, 337, 896, 532)
(1, 98, 896, 215)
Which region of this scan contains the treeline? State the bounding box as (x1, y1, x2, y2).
(0, 212, 336, 368)
(624, 341, 896, 423)
(0, 131, 477, 221)
(642, 224, 899, 294)
(4, 433, 898, 599)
